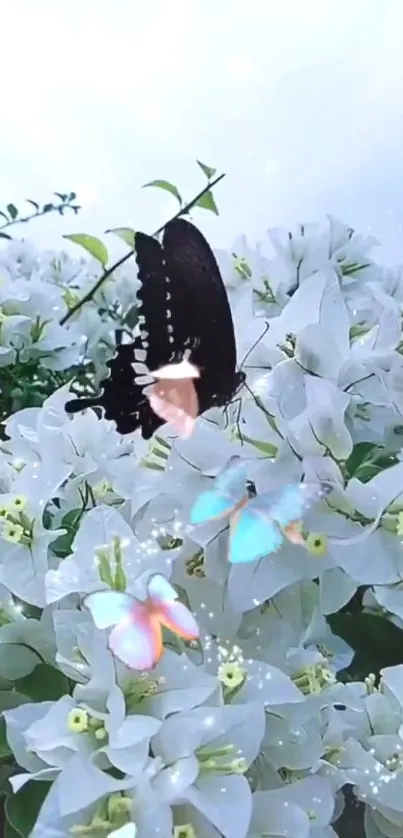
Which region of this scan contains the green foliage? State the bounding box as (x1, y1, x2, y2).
(344, 442, 398, 482)
(194, 189, 219, 214)
(0, 692, 30, 714)
(15, 664, 70, 702)
(5, 781, 52, 838)
(328, 612, 403, 679)
(106, 227, 136, 248)
(0, 192, 80, 239)
(0, 718, 12, 762)
(197, 160, 217, 180)
(51, 507, 85, 559)
(63, 233, 108, 266)
(142, 179, 183, 206)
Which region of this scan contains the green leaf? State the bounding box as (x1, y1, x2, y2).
(106, 227, 136, 248)
(5, 781, 51, 838)
(328, 612, 403, 678)
(235, 434, 277, 457)
(344, 442, 378, 478)
(63, 233, 109, 266)
(0, 233, 12, 240)
(345, 441, 398, 483)
(42, 203, 54, 213)
(15, 663, 70, 702)
(26, 200, 39, 211)
(142, 179, 182, 206)
(196, 160, 217, 179)
(51, 507, 83, 558)
(53, 193, 67, 202)
(4, 821, 21, 838)
(0, 717, 11, 761)
(0, 692, 30, 713)
(194, 190, 219, 215)
(6, 204, 18, 220)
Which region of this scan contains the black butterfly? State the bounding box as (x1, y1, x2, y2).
(65, 219, 245, 439)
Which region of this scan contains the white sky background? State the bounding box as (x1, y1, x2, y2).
(2, 0, 403, 263)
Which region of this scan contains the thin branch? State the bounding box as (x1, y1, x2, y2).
(59, 173, 226, 326)
(0, 198, 80, 234)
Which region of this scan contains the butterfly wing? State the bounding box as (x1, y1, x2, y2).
(144, 378, 198, 439)
(147, 574, 199, 640)
(162, 219, 244, 411)
(135, 230, 196, 374)
(229, 503, 284, 564)
(108, 602, 163, 671)
(268, 482, 331, 530)
(83, 590, 134, 629)
(65, 338, 164, 439)
(190, 461, 248, 525)
(150, 359, 200, 380)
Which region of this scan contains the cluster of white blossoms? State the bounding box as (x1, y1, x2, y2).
(1, 215, 403, 837)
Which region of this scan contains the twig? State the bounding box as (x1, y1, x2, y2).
(59, 173, 226, 326)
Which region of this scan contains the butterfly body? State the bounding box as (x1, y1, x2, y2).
(66, 219, 243, 438)
(84, 574, 199, 670)
(190, 463, 332, 564)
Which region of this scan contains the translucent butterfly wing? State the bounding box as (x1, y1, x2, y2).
(108, 603, 163, 670)
(267, 482, 330, 529)
(146, 574, 199, 640)
(83, 590, 134, 629)
(190, 462, 248, 525)
(229, 504, 284, 564)
(144, 378, 198, 439)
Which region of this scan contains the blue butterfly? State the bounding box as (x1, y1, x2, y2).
(190, 461, 331, 564)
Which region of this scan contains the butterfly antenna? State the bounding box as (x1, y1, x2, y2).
(239, 321, 270, 370)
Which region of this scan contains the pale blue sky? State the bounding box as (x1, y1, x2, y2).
(3, 0, 403, 262)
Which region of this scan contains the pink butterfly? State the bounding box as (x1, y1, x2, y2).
(83, 573, 199, 670)
(143, 358, 200, 439)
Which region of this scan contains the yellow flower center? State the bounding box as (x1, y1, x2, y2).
(305, 532, 328, 557)
(173, 826, 197, 838)
(67, 708, 89, 733)
(2, 522, 24, 544)
(218, 661, 246, 689)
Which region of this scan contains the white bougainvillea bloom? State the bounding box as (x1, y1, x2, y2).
(4, 214, 403, 837)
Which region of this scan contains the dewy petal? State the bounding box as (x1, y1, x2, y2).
(250, 789, 310, 838)
(139, 650, 218, 719)
(276, 269, 343, 336)
(319, 568, 358, 614)
(299, 378, 352, 460)
(109, 826, 138, 838)
(380, 664, 403, 707)
(185, 774, 252, 838)
(369, 462, 403, 508)
(3, 702, 55, 773)
(46, 505, 167, 603)
(227, 548, 311, 613)
(151, 754, 199, 800)
(104, 715, 162, 775)
(272, 775, 336, 825)
(30, 780, 94, 838)
(231, 660, 304, 707)
(57, 753, 135, 816)
(295, 323, 348, 381)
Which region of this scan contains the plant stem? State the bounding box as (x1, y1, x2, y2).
(59, 173, 226, 326)
(0, 201, 80, 234)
